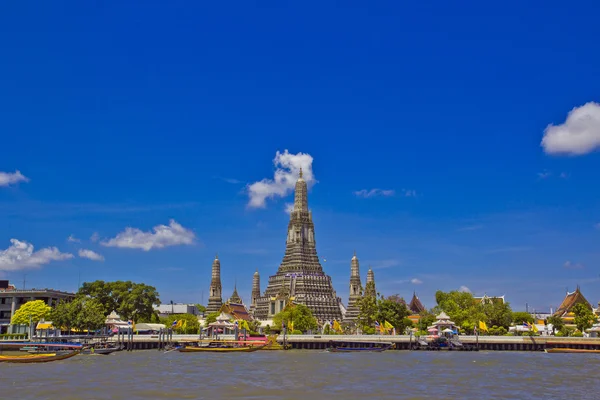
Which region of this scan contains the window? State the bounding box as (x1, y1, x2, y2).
(279, 301, 284, 311)
(270, 302, 275, 315)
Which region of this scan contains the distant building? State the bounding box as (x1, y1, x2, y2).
(154, 303, 200, 318)
(473, 294, 505, 305)
(553, 286, 593, 327)
(0, 280, 75, 334)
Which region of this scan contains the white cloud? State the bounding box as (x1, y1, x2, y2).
(284, 203, 294, 214)
(457, 224, 483, 232)
(458, 285, 471, 293)
(537, 170, 552, 179)
(90, 232, 100, 242)
(372, 259, 400, 269)
(101, 219, 196, 251)
(559, 172, 570, 179)
(0, 239, 73, 271)
(354, 189, 395, 198)
(67, 235, 81, 243)
(542, 102, 600, 155)
(78, 249, 105, 262)
(563, 260, 584, 270)
(402, 189, 417, 197)
(247, 150, 316, 208)
(411, 278, 423, 285)
(0, 170, 29, 187)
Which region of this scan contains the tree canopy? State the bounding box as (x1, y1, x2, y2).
(204, 312, 219, 327)
(573, 303, 597, 332)
(49, 297, 105, 332)
(434, 290, 513, 332)
(161, 313, 200, 334)
(11, 300, 51, 325)
(78, 280, 160, 321)
(512, 311, 534, 325)
(272, 303, 318, 332)
(357, 293, 411, 334)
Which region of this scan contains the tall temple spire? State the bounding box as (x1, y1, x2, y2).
(206, 254, 223, 313)
(365, 267, 376, 297)
(250, 270, 261, 315)
(254, 169, 343, 323)
(228, 280, 242, 304)
(344, 251, 362, 322)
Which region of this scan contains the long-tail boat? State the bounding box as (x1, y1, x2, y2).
(178, 340, 268, 353)
(0, 342, 82, 363)
(545, 348, 600, 354)
(326, 340, 394, 352)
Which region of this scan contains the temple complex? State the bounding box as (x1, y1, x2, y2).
(253, 169, 343, 323)
(553, 286, 593, 327)
(206, 255, 223, 314)
(408, 292, 425, 314)
(249, 270, 260, 315)
(344, 251, 362, 322)
(227, 283, 243, 304)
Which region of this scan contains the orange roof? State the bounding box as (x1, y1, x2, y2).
(220, 303, 252, 321)
(553, 286, 592, 317)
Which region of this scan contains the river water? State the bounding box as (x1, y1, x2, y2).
(1, 350, 598, 399)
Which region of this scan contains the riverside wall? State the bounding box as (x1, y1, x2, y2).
(97, 334, 600, 351)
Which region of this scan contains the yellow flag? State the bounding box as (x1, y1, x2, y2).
(182, 320, 187, 330)
(532, 323, 538, 333)
(384, 321, 394, 331)
(289, 321, 294, 332)
(174, 320, 183, 329)
(478, 321, 488, 332)
(333, 320, 342, 333)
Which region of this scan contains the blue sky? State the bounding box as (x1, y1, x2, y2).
(1, 1, 600, 313)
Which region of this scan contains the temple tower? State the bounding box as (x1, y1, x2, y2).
(228, 282, 243, 304)
(250, 270, 260, 314)
(206, 254, 223, 313)
(254, 168, 343, 323)
(365, 267, 376, 297)
(344, 251, 362, 322)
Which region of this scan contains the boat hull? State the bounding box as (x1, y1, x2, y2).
(546, 348, 600, 354)
(179, 344, 267, 353)
(0, 351, 80, 363)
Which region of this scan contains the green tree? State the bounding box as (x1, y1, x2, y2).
(356, 290, 378, 332)
(546, 315, 564, 334)
(78, 280, 160, 321)
(483, 301, 513, 329)
(11, 300, 51, 325)
(48, 297, 106, 332)
(573, 303, 597, 333)
(204, 312, 219, 327)
(195, 304, 206, 313)
(377, 295, 410, 332)
(272, 304, 318, 332)
(161, 313, 200, 334)
(434, 290, 483, 328)
(512, 311, 534, 325)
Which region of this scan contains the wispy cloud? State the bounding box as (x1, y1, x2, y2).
(457, 224, 483, 232)
(458, 285, 471, 293)
(0, 239, 73, 271)
(411, 278, 423, 284)
(594, 222, 600, 230)
(247, 150, 315, 208)
(0, 170, 29, 187)
(559, 172, 570, 179)
(484, 246, 531, 254)
(157, 267, 184, 272)
(402, 189, 417, 197)
(67, 235, 81, 243)
(354, 189, 395, 198)
(214, 176, 242, 184)
(284, 203, 294, 214)
(563, 260, 584, 270)
(78, 249, 104, 262)
(542, 101, 600, 155)
(90, 232, 100, 243)
(537, 170, 552, 179)
(101, 220, 196, 251)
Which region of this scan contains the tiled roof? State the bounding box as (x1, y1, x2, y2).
(553, 287, 592, 317)
(408, 293, 425, 314)
(220, 303, 252, 321)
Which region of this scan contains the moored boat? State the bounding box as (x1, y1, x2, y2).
(327, 341, 394, 352)
(545, 348, 600, 354)
(178, 341, 267, 353)
(0, 350, 80, 363)
(0, 342, 82, 363)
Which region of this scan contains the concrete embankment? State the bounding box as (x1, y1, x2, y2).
(103, 334, 600, 351)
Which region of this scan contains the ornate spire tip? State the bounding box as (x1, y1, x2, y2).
(299, 167, 303, 178)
